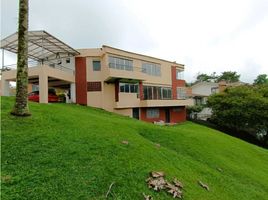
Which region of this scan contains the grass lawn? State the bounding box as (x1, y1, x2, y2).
(1, 97, 268, 199)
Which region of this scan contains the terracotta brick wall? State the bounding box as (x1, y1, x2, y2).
(171, 66, 186, 99)
(75, 57, 87, 105)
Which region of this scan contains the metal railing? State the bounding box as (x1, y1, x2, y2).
(1, 60, 75, 75)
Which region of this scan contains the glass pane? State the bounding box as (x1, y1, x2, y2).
(120, 83, 125, 92)
(143, 86, 148, 100)
(130, 84, 135, 93)
(125, 84, 130, 93)
(93, 61, 101, 71)
(148, 86, 152, 100)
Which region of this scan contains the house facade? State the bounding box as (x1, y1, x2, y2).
(1, 31, 193, 123)
(75, 46, 193, 123)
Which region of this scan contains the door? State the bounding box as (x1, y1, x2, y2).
(165, 108, 170, 123)
(132, 108, 140, 120)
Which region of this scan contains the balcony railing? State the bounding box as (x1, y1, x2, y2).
(1, 60, 75, 75)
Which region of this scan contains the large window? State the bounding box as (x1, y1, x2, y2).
(176, 87, 186, 99)
(143, 85, 172, 100)
(142, 63, 161, 76)
(93, 60, 101, 71)
(176, 69, 184, 80)
(119, 82, 138, 93)
(109, 56, 133, 71)
(146, 108, 159, 118)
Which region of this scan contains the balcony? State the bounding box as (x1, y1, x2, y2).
(114, 93, 194, 109)
(114, 93, 140, 108)
(140, 99, 194, 107)
(103, 65, 146, 83)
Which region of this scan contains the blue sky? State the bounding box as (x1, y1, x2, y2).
(1, 0, 268, 83)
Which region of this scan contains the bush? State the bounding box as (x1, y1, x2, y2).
(207, 85, 268, 144)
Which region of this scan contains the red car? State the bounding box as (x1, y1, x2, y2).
(28, 91, 59, 102)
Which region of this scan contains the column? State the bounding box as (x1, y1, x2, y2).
(1, 79, 10, 96)
(70, 83, 76, 103)
(39, 74, 48, 103)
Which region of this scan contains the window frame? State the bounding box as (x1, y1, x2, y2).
(176, 87, 186, 99)
(92, 60, 101, 71)
(146, 108, 160, 118)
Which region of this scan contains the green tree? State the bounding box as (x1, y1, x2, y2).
(254, 74, 268, 85)
(11, 0, 31, 116)
(207, 85, 268, 145)
(216, 71, 240, 83)
(195, 72, 217, 83)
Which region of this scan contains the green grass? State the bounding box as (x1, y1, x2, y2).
(1, 96, 268, 200)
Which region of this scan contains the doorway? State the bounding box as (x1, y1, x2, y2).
(165, 108, 170, 123)
(132, 108, 140, 120)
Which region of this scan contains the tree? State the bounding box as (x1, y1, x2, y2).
(254, 74, 268, 85)
(216, 71, 240, 83)
(11, 0, 31, 116)
(195, 72, 217, 83)
(207, 85, 268, 145)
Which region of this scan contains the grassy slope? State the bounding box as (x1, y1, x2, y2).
(1, 97, 268, 200)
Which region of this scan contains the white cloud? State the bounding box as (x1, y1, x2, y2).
(1, 0, 267, 83)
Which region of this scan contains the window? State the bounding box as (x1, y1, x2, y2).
(146, 108, 159, 118)
(93, 60, 101, 71)
(162, 87, 172, 99)
(142, 63, 161, 76)
(66, 58, 70, 64)
(108, 56, 133, 71)
(87, 82, 102, 91)
(211, 87, 218, 94)
(119, 82, 138, 93)
(173, 107, 182, 112)
(176, 87, 186, 99)
(143, 86, 172, 100)
(176, 69, 184, 80)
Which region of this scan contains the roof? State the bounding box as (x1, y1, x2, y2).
(102, 45, 184, 68)
(0, 30, 80, 61)
(191, 81, 218, 88)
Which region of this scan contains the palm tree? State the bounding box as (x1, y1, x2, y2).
(11, 0, 31, 116)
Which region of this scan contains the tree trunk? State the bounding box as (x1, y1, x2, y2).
(11, 0, 31, 116)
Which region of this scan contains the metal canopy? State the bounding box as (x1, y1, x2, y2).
(0, 30, 80, 61)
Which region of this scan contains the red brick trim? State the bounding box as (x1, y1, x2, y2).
(171, 66, 185, 99)
(140, 106, 186, 123)
(75, 57, 87, 105)
(115, 80, 119, 102)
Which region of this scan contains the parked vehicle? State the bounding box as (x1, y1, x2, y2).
(28, 91, 59, 102)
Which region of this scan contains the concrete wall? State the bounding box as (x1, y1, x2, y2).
(191, 82, 218, 96)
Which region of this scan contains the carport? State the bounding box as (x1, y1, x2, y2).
(1, 30, 80, 103)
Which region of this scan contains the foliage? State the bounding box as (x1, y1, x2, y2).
(195, 72, 217, 83)
(254, 74, 268, 85)
(216, 71, 240, 83)
(194, 71, 240, 84)
(207, 85, 268, 144)
(186, 105, 204, 115)
(2, 97, 268, 199)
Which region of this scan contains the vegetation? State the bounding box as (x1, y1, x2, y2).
(254, 74, 268, 85)
(2, 97, 268, 199)
(207, 85, 268, 146)
(11, 0, 30, 116)
(194, 71, 240, 84)
(195, 72, 217, 83)
(186, 105, 205, 118)
(216, 71, 240, 83)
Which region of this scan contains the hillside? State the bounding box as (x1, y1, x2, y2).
(1, 97, 268, 200)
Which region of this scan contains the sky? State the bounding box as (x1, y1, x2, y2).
(1, 0, 268, 83)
